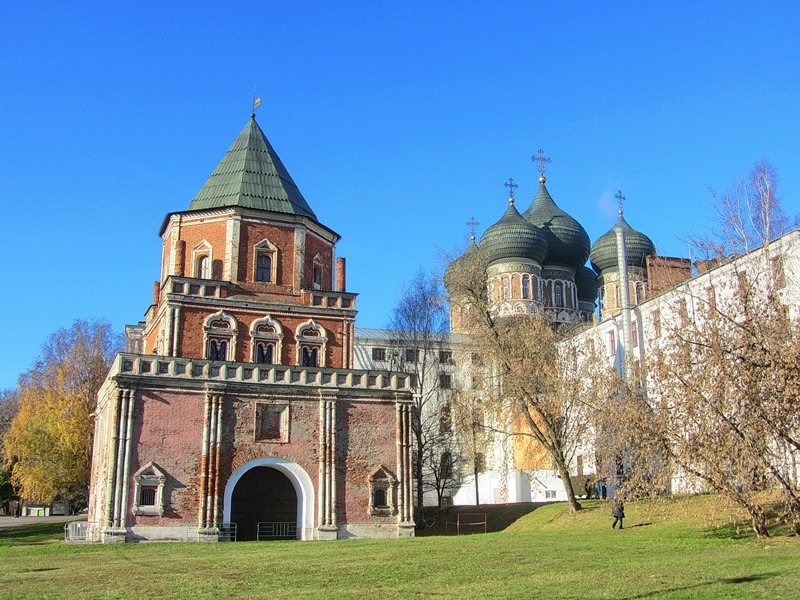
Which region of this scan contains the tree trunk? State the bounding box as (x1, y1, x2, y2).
(552, 452, 581, 513)
(750, 505, 769, 538)
(415, 441, 424, 517)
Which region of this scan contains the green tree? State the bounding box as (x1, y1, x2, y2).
(2, 320, 121, 507)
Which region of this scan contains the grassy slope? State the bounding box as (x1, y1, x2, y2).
(1, 496, 798, 599)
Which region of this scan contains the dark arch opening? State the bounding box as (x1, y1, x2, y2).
(230, 466, 298, 541)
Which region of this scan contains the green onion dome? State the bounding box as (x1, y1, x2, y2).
(590, 213, 656, 274)
(576, 266, 601, 303)
(522, 179, 590, 270)
(480, 198, 548, 266)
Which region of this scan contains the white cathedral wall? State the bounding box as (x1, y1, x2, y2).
(353, 232, 800, 508)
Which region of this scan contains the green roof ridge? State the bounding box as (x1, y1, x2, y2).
(187, 115, 317, 219)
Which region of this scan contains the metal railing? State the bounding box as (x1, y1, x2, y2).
(64, 521, 109, 542)
(197, 522, 237, 542)
(257, 521, 298, 540)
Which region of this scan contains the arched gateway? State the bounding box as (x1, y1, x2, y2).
(224, 458, 315, 541)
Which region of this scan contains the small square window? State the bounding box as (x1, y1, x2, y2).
(372, 347, 386, 361)
(139, 486, 157, 506)
(439, 374, 452, 389)
(255, 404, 288, 442)
(438, 350, 453, 364)
(405, 348, 419, 363)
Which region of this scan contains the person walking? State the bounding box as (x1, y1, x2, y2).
(612, 498, 625, 529)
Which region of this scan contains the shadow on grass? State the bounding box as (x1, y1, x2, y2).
(0, 522, 67, 546)
(623, 572, 781, 599)
(417, 502, 548, 536)
(703, 503, 797, 540)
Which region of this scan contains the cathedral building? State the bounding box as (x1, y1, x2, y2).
(88, 114, 415, 542)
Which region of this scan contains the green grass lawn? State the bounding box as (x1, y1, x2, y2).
(1, 496, 798, 599)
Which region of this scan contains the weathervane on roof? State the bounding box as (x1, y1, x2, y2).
(504, 177, 519, 199)
(466, 217, 480, 238)
(531, 149, 551, 181)
(251, 86, 262, 117)
(615, 190, 626, 216)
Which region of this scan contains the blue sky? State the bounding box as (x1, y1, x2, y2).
(2, 1, 799, 389)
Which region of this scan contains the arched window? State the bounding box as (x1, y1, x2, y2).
(256, 254, 271, 282)
(295, 320, 328, 368)
(554, 283, 563, 307)
(203, 311, 237, 362)
(250, 316, 283, 365)
(368, 466, 397, 516)
(197, 255, 210, 279)
(502, 277, 510, 299)
(312, 254, 324, 290)
(301, 346, 318, 367)
(522, 275, 529, 299)
(207, 339, 228, 361)
(440, 452, 453, 480)
(254, 239, 277, 283)
(256, 342, 274, 364)
(192, 241, 213, 279)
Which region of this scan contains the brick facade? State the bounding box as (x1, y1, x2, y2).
(88, 115, 414, 542)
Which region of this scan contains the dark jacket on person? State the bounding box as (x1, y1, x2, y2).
(612, 501, 625, 518)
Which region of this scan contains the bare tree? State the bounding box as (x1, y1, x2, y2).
(610, 162, 800, 537)
(445, 249, 604, 513)
(388, 270, 456, 511)
(691, 159, 797, 259)
(0, 389, 19, 446)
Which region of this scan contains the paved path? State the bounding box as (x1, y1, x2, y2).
(0, 514, 85, 532)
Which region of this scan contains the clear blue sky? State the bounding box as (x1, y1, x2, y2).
(2, 1, 799, 389)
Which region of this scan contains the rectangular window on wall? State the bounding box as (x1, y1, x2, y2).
(607, 330, 616, 356)
(439, 374, 452, 389)
(255, 404, 288, 442)
(652, 309, 661, 337)
(372, 347, 386, 361)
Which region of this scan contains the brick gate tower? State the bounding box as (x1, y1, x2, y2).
(88, 113, 415, 542)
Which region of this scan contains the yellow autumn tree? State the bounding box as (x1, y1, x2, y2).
(2, 320, 121, 506)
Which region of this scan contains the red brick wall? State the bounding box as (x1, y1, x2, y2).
(305, 232, 334, 290)
(175, 305, 345, 367)
(178, 220, 228, 278)
(237, 221, 298, 286)
(127, 388, 401, 530)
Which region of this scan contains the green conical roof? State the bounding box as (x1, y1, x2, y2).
(187, 115, 317, 219)
(590, 213, 656, 274)
(480, 199, 548, 265)
(522, 180, 590, 270)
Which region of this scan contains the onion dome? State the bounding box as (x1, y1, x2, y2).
(590, 213, 656, 274)
(480, 198, 548, 265)
(576, 266, 601, 303)
(522, 179, 590, 270)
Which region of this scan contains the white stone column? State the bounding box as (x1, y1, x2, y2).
(317, 397, 337, 539)
(224, 215, 241, 282)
